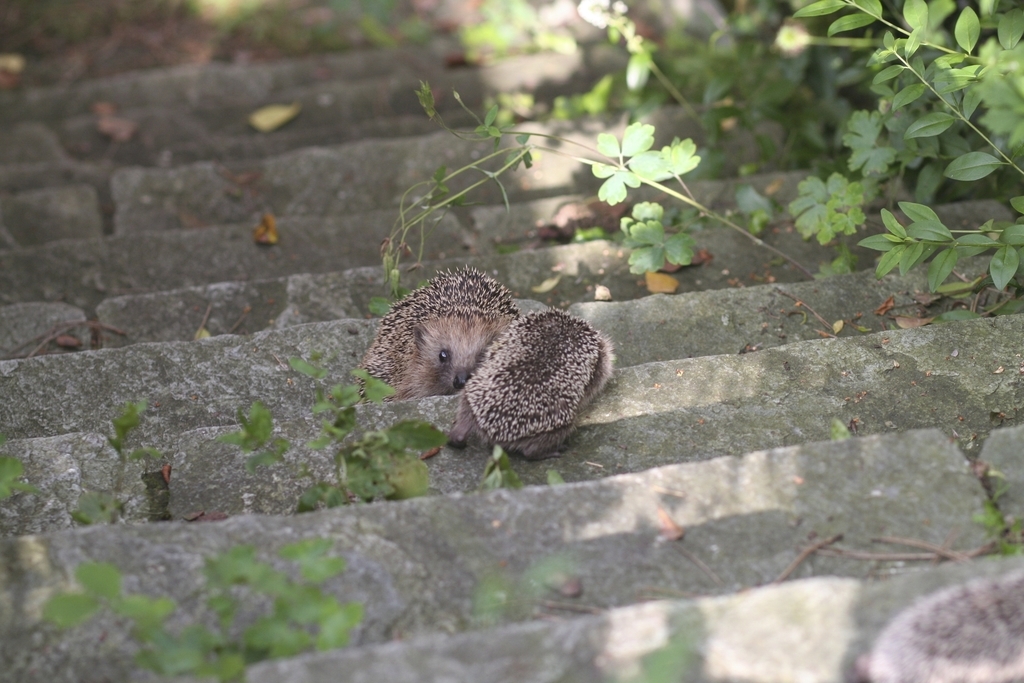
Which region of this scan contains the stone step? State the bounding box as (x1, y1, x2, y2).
(0, 427, 996, 681)
(107, 107, 772, 234)
(0, 169, 813, 311)
(51, 46, 625, 167)
(2, 311, 1020, 523)
(245, 555, 1024, 683)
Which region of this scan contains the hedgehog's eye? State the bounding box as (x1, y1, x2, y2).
(439, 350, 450, 363)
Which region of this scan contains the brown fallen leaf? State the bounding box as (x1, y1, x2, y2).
(0, 70, 19, 89)
(55, 335, 82, 348)
(657, 506, 685, 541)
(90, 101, 117, 116)
(894, 316, 934, 329)
(645, 271, 679, 293)
(420, 446, 441, 460)
(531, 275, 561, 293)
(97, 115, 138, 142)
(912, 292, 941, 306)
(764, 177, 785, 196)
(248, 102, 301, 132)
(253, 213, 278, 245)
(690, 248, 714, 266)
(874, 295, 895, 316)
(0, 53, 25, 74)
(161, 464, 172, 484)
(184, 510, 229, 522)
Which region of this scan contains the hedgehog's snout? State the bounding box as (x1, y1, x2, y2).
(453, 372, 470, 390)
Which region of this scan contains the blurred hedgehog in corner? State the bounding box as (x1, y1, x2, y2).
(448, 308, 614, 460)
(854, 569, 1024, 683)
(359, 267, 520, 401)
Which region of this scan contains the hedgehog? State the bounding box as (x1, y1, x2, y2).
(854, 569, 1024, 683)
(447, 308, 614, 460)
(359, 267, 520, 401)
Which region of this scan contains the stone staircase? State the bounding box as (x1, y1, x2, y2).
(2, 27, 1023, 683)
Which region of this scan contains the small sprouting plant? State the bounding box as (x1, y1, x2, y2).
(479, 446, 523, 491)
(220, 357, 447, 511)
(619, 201, 696, 275)
(43, 540, 363, 682)
(974, 467, 1024, 556)
(73, 401, 161, 525)
(0, 433, 40, 501)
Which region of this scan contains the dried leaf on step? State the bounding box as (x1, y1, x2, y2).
(912, 292, 940, 306)
(656, 506, 685, 541)
(194, 327, 211, 340)
(90, 101, 117, 116)
(55, 335, 81, 348)
(645, 271, 679, 293)
(0, 54, 25, 74)
(96, 116, 138, 142)
(874, 295, 895, 316)
(253, 213, 278, 245)
(248, 102, 301, 132)
(690, 248, 714, 266)
(531, 275, 561, 293)
(894, 315, 934, 329)
(832, 320, 844, 334)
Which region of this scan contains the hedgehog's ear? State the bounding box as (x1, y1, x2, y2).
(412, 323, 427, 348)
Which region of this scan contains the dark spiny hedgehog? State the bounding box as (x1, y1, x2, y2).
(448, 308, 614, 460)
(359, 267, 519, 401)
(854, 569, 1024, 683)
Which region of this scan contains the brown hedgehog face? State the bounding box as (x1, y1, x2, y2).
(401, 315, 511, 399)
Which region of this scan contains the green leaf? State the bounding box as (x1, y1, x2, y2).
(957, 233, 1000, 247)
(367, 297, 391, 317)
(1001, 224, 1024, 246)
(793, 0, 845, 17)
(955, 6, 980, 52)
(933, 309, 981, 322)
(928, 248, 958, 290)
(859, 234, 898, 251)
(881, 208, 908, 238)
(872, 65, 904, 84)
(631, 202, 664, 222)
(596, 133, 620, 158)
(480, 446, 523, 491)
(905, 27, 922, 57)
(828, 13, 876, 35)
(892, 84, 926, 110)
(317, 602, 364, 650)
(626, 52, 652, 91)
(628, 246, 667, 274)
(1012, 196, 1024, 215)
(660, 138, 701, 176)
(627, 150, 671, 181)
(77, 563, 122, 600)
(990, 246, 1020, 290)
(876, 245, 906, 277)
(961, 86, 983, 119)
(483, 104, 498, 128)
(630, 220, 665, 245)
(830, 418, 852, 441)
(906, 220, 953, 241)
(903, 0, 928, 30)
(289, 357, 327, 380)
(115, 595, 175, 636)
(596, 170, 640, 205)
(43, 593, 100, 629)
(663, 233, 696, 265)
(944, 152, 1003, 181)
(899, 240, 925, 275)
(904, 112, 956, 139)
(385, 420, 448, 450)
(621, 123, 656, 158)
(851, 0, 882, 16)
(843, 111, 896, 176)
(547, 470, 566, 485)
(515, 133, 531, 145)
(999, 8, 1024, 49)
(898, 202, 940, 224)
(350, 369, 395, 403)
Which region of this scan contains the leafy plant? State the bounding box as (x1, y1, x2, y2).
(479, 446, 523, 491)
(973, 467, 1023, 556)
(790, 0, 1024, 294)
(73, 401, 162, 525)
(219, 359, 446, 510)
(43, 540, 362, 682)
(0, 433, 41, 500)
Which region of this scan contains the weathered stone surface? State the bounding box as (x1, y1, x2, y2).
(978, 424, 1024, 523)
(0, 122, 66, 164)
(248, 556, 1024, 683)
(0, 429, 990, 681)
(0, 184, 104, 247)
(111, 109, 773, 233)
(0, 211, 465, 313)
(0, 432, 151, 535)
(0, 302, 87, 358)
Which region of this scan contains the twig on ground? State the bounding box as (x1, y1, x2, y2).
(4, 320, 127, 359)
(774, 288, 836, 337)
(228, 305, 252, 334)
(872, 536, 970, 562)
(773, 534, 843, 584)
